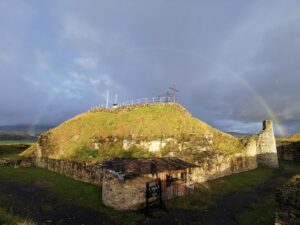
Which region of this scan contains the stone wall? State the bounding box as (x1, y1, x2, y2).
(35, 157, 103, 186)
(0, 158, 33, 167)
(256, 120, 279, 168)
(190, 120, 278, 183)
(190, 139, 258, 183)
(277, 141, 300, 162)
(102, 170, 154, 210)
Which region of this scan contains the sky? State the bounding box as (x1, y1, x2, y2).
(1, 0, 300, 136)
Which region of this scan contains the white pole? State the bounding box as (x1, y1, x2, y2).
(106, 90, 109, 108)
(115, 94, 118, 104)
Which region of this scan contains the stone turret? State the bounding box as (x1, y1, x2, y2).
(256, 120, 278, 168)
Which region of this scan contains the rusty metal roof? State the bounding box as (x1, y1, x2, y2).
(102, 157, 197, 179)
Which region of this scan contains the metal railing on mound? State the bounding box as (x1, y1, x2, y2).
(89, 96, 177, 111)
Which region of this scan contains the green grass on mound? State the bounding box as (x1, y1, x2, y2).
(21, 103, 243, 160)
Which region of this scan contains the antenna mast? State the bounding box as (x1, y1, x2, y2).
(106, 90, 110, 108)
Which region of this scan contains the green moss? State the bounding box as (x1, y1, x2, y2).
(76, 148, 99, 160)
(119, 146, 154, 158)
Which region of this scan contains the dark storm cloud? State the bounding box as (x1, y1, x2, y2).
(0, 0, 300, 135)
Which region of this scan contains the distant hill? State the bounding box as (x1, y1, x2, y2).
(290, 133, 300, 140)
(22, 103, 244, 163)
(0, 125, 54, 144)
(225, 132, 254, 138)
(0, 132, 37, 142)
(277, 133, 300, 143)
(0, 125, 54, 134)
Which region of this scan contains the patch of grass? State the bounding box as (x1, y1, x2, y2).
(167, 168, 275, 210)
(76, 148, 99, 160)
(236, 195, 276, 225)
(235, 161, 300, 225)
(0, 198, 36, 225)
(0, 140, 35, 145)
(0, 144, 31, 159)
(0, 207, 20, 225)
(279, 161, 300, 173)
(0, 166, 141, 225)
(0, 194, 36, 225)
(72, 144, 154, 162)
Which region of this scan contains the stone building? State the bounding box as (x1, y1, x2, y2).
(102, 157, 196, 210)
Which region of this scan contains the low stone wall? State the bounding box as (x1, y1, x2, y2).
(35, 157, 103, 186)
(0, 158, 33, 167)
(276, 175, 300, 225)
(190, 152, 257, 183)
(277, 141, 300, 162)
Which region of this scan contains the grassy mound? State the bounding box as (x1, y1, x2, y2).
(21, 103, 243, 161)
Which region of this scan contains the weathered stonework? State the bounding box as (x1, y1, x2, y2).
(189, 148, 257, 183)
(256, 120, 278, 168)
(35, 157, 102, 186)
(190, 120, 278, 183)
(102, 170, 153, 210)
(123, 138, 175, 152)
(277, 141, 300, 162)
(0, 158, 33, 167)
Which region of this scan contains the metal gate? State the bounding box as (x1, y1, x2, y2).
(145, 179, 163, 213)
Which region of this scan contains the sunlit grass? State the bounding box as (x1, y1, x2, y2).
(0, 166, 141, 225)
(167, 168, 275, 210)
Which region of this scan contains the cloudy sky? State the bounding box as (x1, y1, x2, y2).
(1, 0, 300, 135)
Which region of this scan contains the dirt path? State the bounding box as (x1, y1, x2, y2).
(142, 170, 293, 225)
(0, 180, 115, 225)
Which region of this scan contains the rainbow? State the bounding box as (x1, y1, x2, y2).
(28, 46, 288, 137)
(125, 46, 287, 136)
